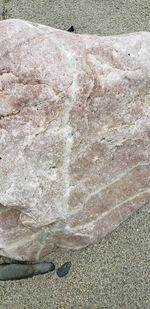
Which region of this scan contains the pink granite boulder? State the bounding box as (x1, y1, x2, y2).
(0, 19, 150, 261)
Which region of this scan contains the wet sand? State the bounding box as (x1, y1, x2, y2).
(0, 1, 150, 308)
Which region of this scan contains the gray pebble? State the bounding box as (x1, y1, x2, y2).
(0, 262, 55, 281)
(57, 261, 71, 278)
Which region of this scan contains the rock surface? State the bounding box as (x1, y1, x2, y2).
(0, 19, 150, 261)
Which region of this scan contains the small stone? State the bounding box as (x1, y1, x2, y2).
(0, 262, 55, 281)
(56, 262, 71, 278)
(67, 25, 75, 32)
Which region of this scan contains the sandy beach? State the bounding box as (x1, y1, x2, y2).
(0, 1, 150, 308)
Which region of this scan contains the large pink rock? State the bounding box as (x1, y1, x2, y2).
(0, 19, 150, 261)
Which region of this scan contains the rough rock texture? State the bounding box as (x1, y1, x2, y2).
(0, 19, 150, 261)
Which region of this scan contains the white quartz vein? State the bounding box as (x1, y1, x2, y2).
(49, 35, 78, 214)
(84, 162, 150, 205)
(62, 64, 78, 213)
(67, 189, 150, 234)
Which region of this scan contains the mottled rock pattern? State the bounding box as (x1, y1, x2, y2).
(0, 19, 150, 261)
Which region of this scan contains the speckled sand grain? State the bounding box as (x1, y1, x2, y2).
(0, 1, 150, 308)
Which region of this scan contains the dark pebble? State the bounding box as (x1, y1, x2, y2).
(56, 261, 71, 278)
(67, 26, 75, 32)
